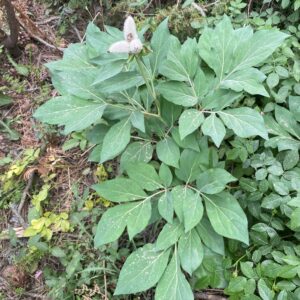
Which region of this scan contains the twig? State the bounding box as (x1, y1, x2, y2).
(103, 261, 108, 300)
(26, 33, 65, 52)
(10, 204, 27, 228)
(18, 171, 34, 214)
(36, 16, 60, 25)
(192, 2, 207, 17)
(247, 0, 254, 16)
(204, 0, 220, 8)
(72, 25, 83, 42)
(195, 292, 227, 300)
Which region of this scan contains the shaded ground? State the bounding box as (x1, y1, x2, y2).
(0, 1, 99, 298)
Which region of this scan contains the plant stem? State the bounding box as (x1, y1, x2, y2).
(135, 55, 161, 116)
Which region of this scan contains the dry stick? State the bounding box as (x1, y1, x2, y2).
(192, 2, 207, 17)
(18, 171, 34, 214)
(247, 0, 254, 16)
(9, 204, 27, 228)
(36, 16, 60, 25)
(103, 260, 108, 300)
(195, 292, 227, 300)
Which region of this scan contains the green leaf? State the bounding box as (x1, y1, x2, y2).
(171, 128, 200, 152)
(202, 89, 242, 110)
(178, 229, 204, 275)
(175, 149, 202, 183)
(172, 186, 201, 224)
(156, 137, 180, 168)
(262, 194, 284, 209)
(158, 82, 198, 107)
(100, 118, 131, 163)
(196, 217, 224, 255)
(221, 68, 269, 97)
(159, 164, 173, 187)
(92, 61, 124, 85)
(275, 105, 300, 138)
(126, 162, 163, 191)
(94, 200, 151, 247)
(283, 150, 299, 170)
(156, 219, 184, 250)
(201, 114, 226, 147)
(93, 178, 147, 202)
(95, 71, 144, 94)
(160, 38, 198, 82)
(267, 72, 280, 89)
(219, 107, 268, 139)
(155, 252, 194, 300)
(127, 200, 152, 239)
(34, 96, 107, 134)
(258, 278, 275, 300)
(0, 92, 12, 107)
(240, 262, 258, 279)
(198, 16, 288, 111)
(149, 18, 170, 76)
(179, 109, 204, 139)
(158, 191, 174, 224)
(130, 111, 145, 133)
(120, 142, 153, 171)
(182, 191, 203, 232)
(66, 251, 82, 279)
(196, 168, 236, 194)
(94, 203, 133, 247)
(291, 208, 300, 230)
(204, 192, 249, 244)
(115, 244, 170, 295)
(227, 276, 247, 293)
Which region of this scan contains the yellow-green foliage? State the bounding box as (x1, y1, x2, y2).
(24, 212, 70, 241)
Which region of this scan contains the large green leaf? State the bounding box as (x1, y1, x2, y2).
(178, 229, 204, 275)
(204, 192, 249, 244)
(93, 61, 124, 85)
(34, 96, 106, 134)
(202, 89, 242, 110)
(220, 68, 269, 97)
(158, 191, 174, 224)
(201, 114, 226, 147)
(156, 219, 184, 250)
(93, 178, 147, 202)
(196, 168, 236, 194)
(95, 71, 144, 94)
(115, 244, 170, 295)
(149, 18, 171, 76)
(156, 137, 180, 168)
(175, 149, 202, 183)
(94, 200, 152, 247)
(127, 200, 152, 239)
(219, 107, 268, 139)
(179, 109, 204, 139)
(100, 118, 132, 163)
(160, 38, 198, 82)
(275, 105, 300, 139)
(182, 191, 203, 232)
(196, 217, 224, 255)
(155, 252, 194, 300)
(158, 82, 198, 107)
(120, 142, 153, 171)
(198, 16, 288, 94)
(126, 162, 163, 191)
(94, 202, 135, 247)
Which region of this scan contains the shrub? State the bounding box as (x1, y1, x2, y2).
(34, 15, 290, 298)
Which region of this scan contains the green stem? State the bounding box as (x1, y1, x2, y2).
(135, 55, 161, 116)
